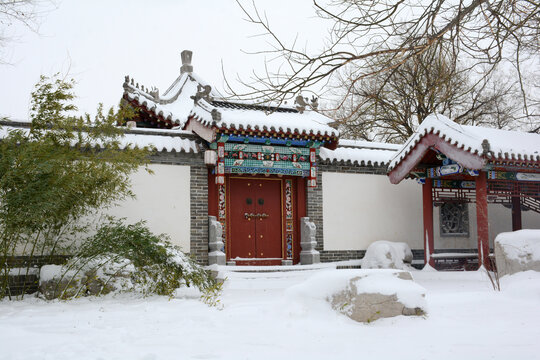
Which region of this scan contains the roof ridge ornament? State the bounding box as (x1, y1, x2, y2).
(191, 84, 214, 104)
(481, 139, 494, 157)
(211, 109, 222, 122)
(149, 86, 159, 101)
(181, 50, 193, 74)
(295, 95, 319, 114)
(123, 75, 130, 91)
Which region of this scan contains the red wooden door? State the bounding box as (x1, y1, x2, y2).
(229, 178, 282, 260)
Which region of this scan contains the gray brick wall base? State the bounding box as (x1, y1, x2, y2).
(320, 250, 365, 263)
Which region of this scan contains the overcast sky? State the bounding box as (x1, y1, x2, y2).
(1, 0, 328, 120)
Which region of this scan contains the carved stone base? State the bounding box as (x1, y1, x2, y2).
(300, 252, 320, 265)
(208, 251, 226, 266)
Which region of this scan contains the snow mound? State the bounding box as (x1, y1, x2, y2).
(494, 230, 540, 276)
(500, 270, 540, 297)
(362, 241, 413, 270)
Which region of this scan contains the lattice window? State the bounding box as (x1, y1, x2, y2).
(440, 202, 469, 237)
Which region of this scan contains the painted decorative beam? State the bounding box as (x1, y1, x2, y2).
(426, 163, 479, 178)
(224, 134, 322, 147)
(487, 171, 540, 182)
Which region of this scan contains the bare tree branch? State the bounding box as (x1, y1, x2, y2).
(227, 0, 539, 129)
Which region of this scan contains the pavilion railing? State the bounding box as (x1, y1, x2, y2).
(431, 180, 540, 214)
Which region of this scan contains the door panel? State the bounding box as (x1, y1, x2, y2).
(229, 177, 282, 260)
(254, 180, 282, 258)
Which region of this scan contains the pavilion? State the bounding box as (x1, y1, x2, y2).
(388, 114, 540, 269)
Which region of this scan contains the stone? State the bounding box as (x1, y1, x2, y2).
(362, 240, 413, 269)
(208, 216, 226, 266)
(39, 277, 78, 300)
(300, 217, 320, 265)
(329, 270, 426, 323)
(494, 230, 540, 277)
(39, 269, 120, 300)
(82, 270, 117, 296)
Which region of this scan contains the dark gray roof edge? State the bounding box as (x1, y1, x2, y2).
(0, 120, 201, 142)
(0, 119, 31, 128)
(319, 157, 389, 170)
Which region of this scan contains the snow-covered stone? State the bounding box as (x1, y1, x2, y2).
(494, 230, 540, 277)
(329, 270, 426, 322)
(287, 269, 426, 323)
(39, 259, 136, 300)
(362, 240, 413, 270)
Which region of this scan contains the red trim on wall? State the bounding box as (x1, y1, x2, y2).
(422, 178, 435, 267)
(295, 177, 307, 264)
(511, 196, 522, 231)
(475, 172, 490, 269)
(296, 177, 307, 219)
(208, 170, 217, 217)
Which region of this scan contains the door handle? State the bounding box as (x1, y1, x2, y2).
(244, 212, 269, 219)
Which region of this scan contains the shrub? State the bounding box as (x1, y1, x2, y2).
(0, 75, 150, 299)
(41, 220, 217, 300)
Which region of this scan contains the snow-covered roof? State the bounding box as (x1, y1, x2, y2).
(388, 114, 540, 172)
(123, 73, 200, 127)
(189, 99, 338, 138)
(121, 129, 200, 153)
(123, 60, 339, 140)
(320, 139, 400, 167)
(338, 139, 402, 151)
(0, 121, 200, 154)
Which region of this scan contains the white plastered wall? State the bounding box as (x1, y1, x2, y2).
(107, 164, 191, 251)
(323, 172, 540, 251)
(322, 172, 423, 250)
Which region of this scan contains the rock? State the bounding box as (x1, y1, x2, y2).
(495, 230, 540, 277)
(39, 261, 132, 299)
(82, 270, 117, 296)
(362, 241, 413, 269)
(329, 270, 426, 323)
(39, 277, 79, 300)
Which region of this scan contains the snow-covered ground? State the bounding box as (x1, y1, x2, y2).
(1, 268, 539, 360)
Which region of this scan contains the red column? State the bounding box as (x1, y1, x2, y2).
(422, 178, 435, 267)
(475, 171, 490, 269)
(511, 196, 522, 231)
